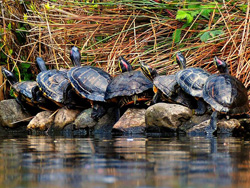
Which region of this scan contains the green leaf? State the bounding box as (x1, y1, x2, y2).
(200, 30, 224, 42)
(176, 10, 188, 20)
(173, 29, 181, 43)
(23, 73, 33, 81)
(21, 63, 31, 69)
(9, 49, 13, 55)
(186, 14, 193, 23)
(8, 23, 11, 30)
(210, 30, 224, 37)
(200, 32, 210, 42)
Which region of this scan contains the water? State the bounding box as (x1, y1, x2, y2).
(0, 134, 250, 188)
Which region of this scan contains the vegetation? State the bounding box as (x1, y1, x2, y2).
(0, 0, 249, 95)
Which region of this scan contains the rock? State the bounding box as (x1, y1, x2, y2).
(94, 107, 117, 133)
(217, 118, 242, 134)
(0, 99, 32, 128)
(186, 119, 210, 134)
(74, 107, 117, 133)
(145, 103, 192, 132)
(74, 108, 96, 129)
(54, 107, 81, 130)
(186, 118, 242, 134)
(27, 111, 54, 131)
(112, 108, 146, 134)
(178, 114, 211, 133)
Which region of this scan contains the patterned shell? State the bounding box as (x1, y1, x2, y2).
(105, 71, 153, 100)
(154, 75, 197, 108)
(176, 67, 210, 98)
(68, 66, 112, 102)
(13, 81, 37, 100)
(203, 74, 249, 114)
(154, 75, 178, 97)
(37, 70, 69, 103)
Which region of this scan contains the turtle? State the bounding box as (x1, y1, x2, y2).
(118, 56, 133, 73)
(203, 56, 249, 134)
(140, 62, 197, 109)
(1, 67, 56, 111)
(175, 52, 211, 115)
(105, 58, 153, 110)
(65, 65, 112, 120)
(35, 46, 82, 107)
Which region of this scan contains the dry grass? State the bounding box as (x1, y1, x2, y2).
(0, 0, 250, 92)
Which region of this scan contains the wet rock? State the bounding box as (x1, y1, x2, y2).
(217, 119, 242, 134)
(186, 118, 242, 134)
(178, 114, 211, 133)
(74, 107, 116, 133)
(27, 111, 54, 131)
(145, 103, 192, 132)
(0, 99, 32, 128)
(74, 108, 95, 129)
(54, 107, 81, 130)
(94, 107, 117, 133)
(112, 108, 146, 134)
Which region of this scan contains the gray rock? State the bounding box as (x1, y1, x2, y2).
(54, 107, 81, 130)
(179, 114, 211, 133)
(145, 103, 192, 132)
(0, 99, 32, 128)
(27, 111, 54, 131)
(112, 108, 146, 134)
(74, 108, 96, 129)
(94, 107, 117, 133)
(186, 117, 242, 134)
(217, 118, 242, 134)
(74, 107, 117, 133)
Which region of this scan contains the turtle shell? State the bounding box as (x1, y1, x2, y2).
(68, 66, 112, 102)
(37, 69, 69, 103)
(12, 81, 37, 102)
(105, 71, 153, 100)
(154, 75, 178, 98)
(154, 75, 197, 108)
(176, 67, 210, 98)
(203, 74, 249, 114)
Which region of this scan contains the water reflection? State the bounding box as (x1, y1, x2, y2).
(0, 134, 250, 188)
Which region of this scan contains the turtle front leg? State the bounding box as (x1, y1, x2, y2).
(205, 111, 217, 135)
(62, 83, 73, 108)
(15, 95, 28, 112)
(193, 98, 207, 115)
(91, 102, 106, 120)
(31, 86, 40, 102)
(152, 91, 160, 104)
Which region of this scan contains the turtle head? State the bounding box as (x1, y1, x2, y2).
(2, 67, 18, 85)
(140, 62, 158, 81)
(176, 52, 186, 70)
(214, 56, 229, 74)
(70, 46, 81, 67)
(118, 56, 133, 73)
(36, 57, 47, 72)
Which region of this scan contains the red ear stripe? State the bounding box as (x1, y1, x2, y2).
(122, 60, 128, 70)
(217, 58, 223, 65)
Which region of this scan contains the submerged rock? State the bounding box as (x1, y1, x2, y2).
(186, 118, 243, 134)
(145, 103, 192, 132)
(179, 114, 211, 133)
(27, 111, 54, 131)
(74, 107, 116, 133)
(112, 108, 146, 134)
(54, 107, 81, 130)
(0, 99, 32, 128)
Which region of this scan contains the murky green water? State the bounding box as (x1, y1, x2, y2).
(0, 134, 250, 188)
